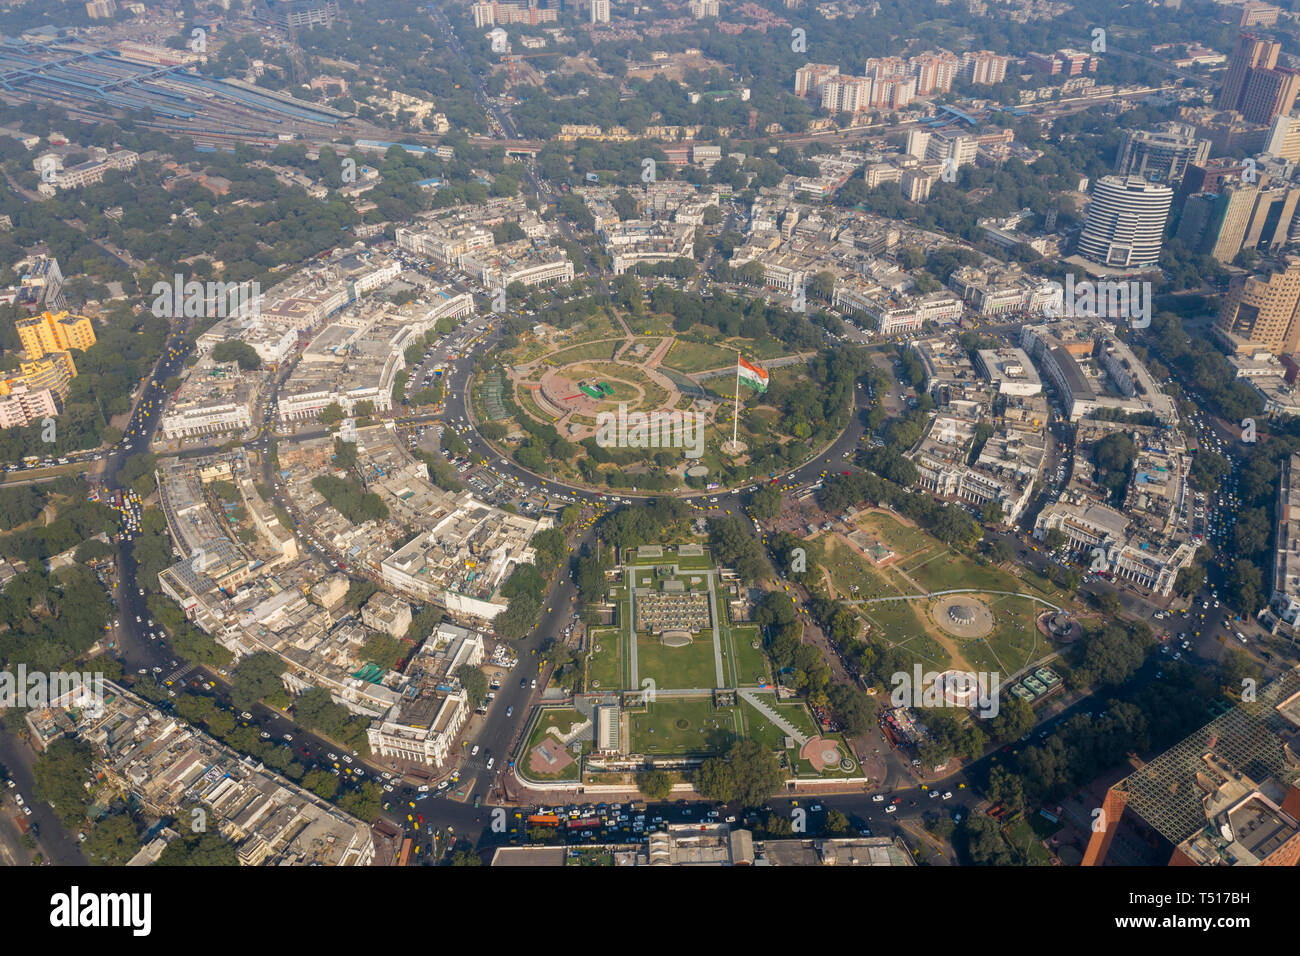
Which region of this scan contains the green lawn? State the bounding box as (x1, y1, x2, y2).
(521, 708, 588, 782)
(723, 624, 769, 687)
(854, 511, 935, 558)
(662, 338, 737, 374)
(726, 335, 790, 361)
(903, 549, 1021, 595)
(860, 598, 953, 670)
(738, 699, 796, 753)
(1003, 819, 1054, 865)
(637, 633, 719, 690)
(586, 627, 625, 691)
(629, 699, 737, 756)
(545, 339, 621, 365)
(813, 536, 909, 602)
(738, 702, 852, 778)
(525, 707, 587, 754)
(958, 595, 1051, 676)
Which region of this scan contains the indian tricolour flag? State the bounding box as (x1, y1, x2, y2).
(737, 356, 769, 393)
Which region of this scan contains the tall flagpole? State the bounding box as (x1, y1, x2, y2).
(733, 353, 740, 447)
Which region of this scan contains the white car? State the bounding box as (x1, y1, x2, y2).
(282, 734, 293, 742)
(872, 794, 886, 803)
(885, 805, 897, 814)
(418, 784, 430, 792)
(942, 791, 953, 800)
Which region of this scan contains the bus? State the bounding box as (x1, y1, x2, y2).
(398, 837, 413, 866)
(527, 814, 560, 827)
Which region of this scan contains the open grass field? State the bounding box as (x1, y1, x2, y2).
(812, 535, 907, 602)
(629, 698, 737, 756)
(853, 510, 935, 559)
(953, 594, 1050, 676)
(768, 366, 807, 390)
(1003, 818, 1054, 865)
(586, 627, 625, 691)
(860, 598, 954, 670)
(738, 699, 797, 753)
(721, 623, 769, 687)
(637, 633, 719, 690)
(737, 701, 852, 778)
(904, 547, 1022, 595)
(524, 706, 588, 755)
(626, 314, 675, 336)
(728, 335, 791, 361)
(563, 312, 618, 344)
(663, 338, 738, 374)
(544, 339, 622, 365)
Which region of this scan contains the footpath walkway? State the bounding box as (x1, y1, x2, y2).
(846, 587, 1063, 611)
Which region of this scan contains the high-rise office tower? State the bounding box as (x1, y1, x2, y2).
(1241, 66, 1300, 125)
(1218, 33, 1280, 112)
(1077, 176, 1174, 269)
(1217, 255, 1300, 354)
(590, 0, 609, 22)
(1115, 124, 1210, 184)
(1264, 113, 1300, 161)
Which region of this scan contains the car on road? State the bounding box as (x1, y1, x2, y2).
(418, 785, 430, 792)
(872, 794, 885, 802)
(282, 734, 293, 742)
(471, 744, 480, 756)
(885, 805, 897, 814)
(942, 791, 953, 800)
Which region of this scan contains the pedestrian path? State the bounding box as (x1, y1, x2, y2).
(738, 688, 809, 746)
(845, 588, 1062, 612)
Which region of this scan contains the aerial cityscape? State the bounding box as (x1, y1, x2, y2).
(0, 0, 1295, 909)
